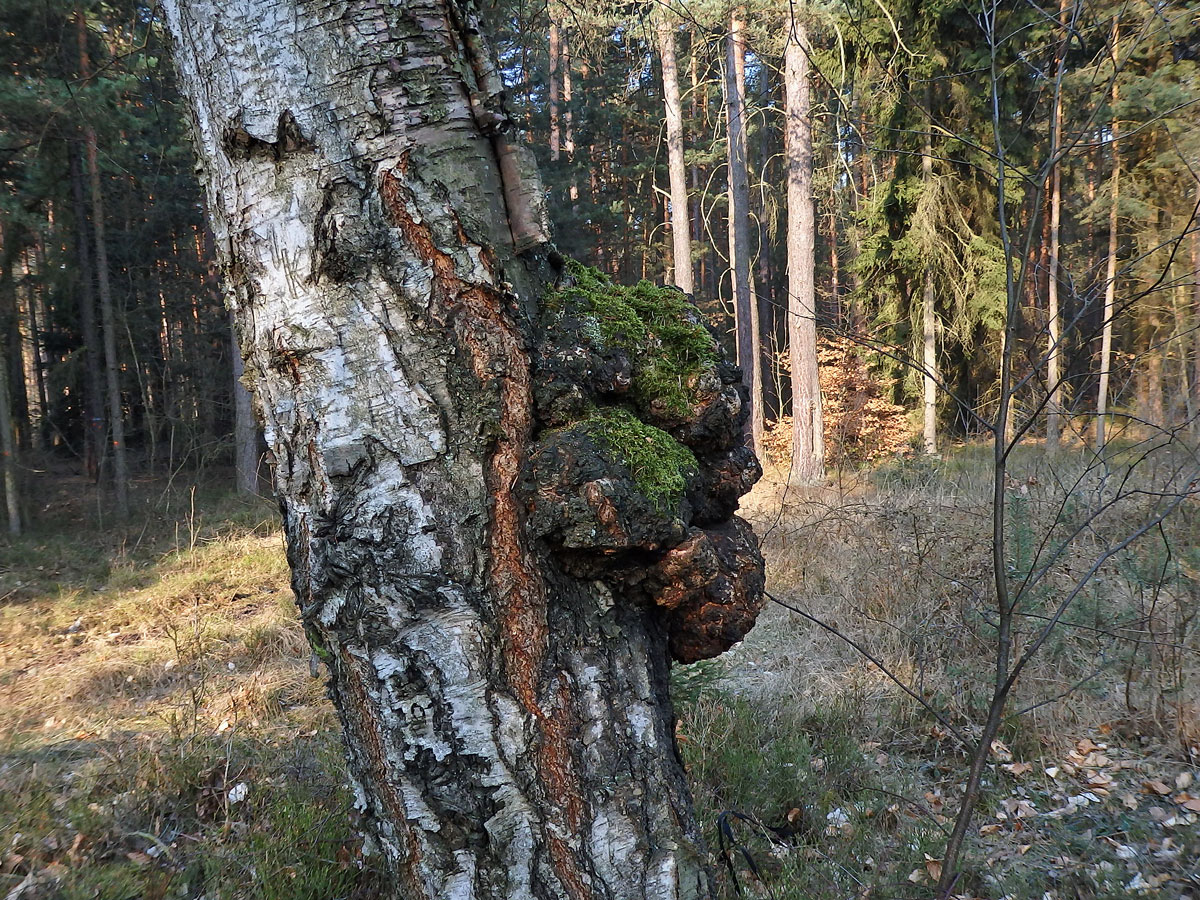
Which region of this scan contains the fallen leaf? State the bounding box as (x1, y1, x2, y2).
(1003, 761, 1033, 777)
(1143, 780, 1172, 795)
(924, 854, 943, 881)
(1176, 772, 1193, 790)
(979, 823, 1003, 835)
(1076, 738, 1101, 754)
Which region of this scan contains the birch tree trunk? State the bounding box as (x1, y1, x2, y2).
(657, 15, 693, 295)
(1097, 21, 1120, 453)
(784, 14, 824, 483)
(1045, 7, 1065, 451)
(724, 9, 762, 454)
(164, 1, 765, 898)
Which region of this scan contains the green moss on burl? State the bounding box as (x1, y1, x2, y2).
(580, 407, 697, 509)
(550, 260, 716, 417)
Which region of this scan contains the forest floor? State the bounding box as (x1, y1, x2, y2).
(0, 448, 1197, 900)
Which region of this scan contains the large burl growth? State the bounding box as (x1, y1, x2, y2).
(521, 261, 765, 663)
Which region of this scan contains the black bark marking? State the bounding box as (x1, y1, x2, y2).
(222, 109, 314, 161)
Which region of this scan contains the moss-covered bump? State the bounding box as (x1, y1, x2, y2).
(580, 407, 697, 509)
(549, 260, 717, 417)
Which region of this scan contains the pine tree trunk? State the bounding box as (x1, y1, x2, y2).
(784, 15, 824, 483)
(657, 16, 693, 295)
(163, 1, 765, 897)
(0, 244, 21, 535)
(69, 145, 106, 480)
(724, 9, 762, 453)
(1097, 21, 1119, 452)
(78, 8, 129, 518)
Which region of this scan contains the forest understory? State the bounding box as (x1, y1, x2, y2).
(1, 441, 1197, 900)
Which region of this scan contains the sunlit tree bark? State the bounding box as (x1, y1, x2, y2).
(164, 0, 765, 897)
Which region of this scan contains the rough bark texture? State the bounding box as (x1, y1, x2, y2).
(657, 17, 693, 296)
(231, 315, 259, 495)
(784, 16, 824, 484)
(163, 2, 764, 898)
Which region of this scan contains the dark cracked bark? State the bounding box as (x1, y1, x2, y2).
(164, 1, 764, 898)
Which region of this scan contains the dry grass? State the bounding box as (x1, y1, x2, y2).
(680, 437, 1200, 898)
(0, 475, 376, 900)
(2, 448, 1199, 899)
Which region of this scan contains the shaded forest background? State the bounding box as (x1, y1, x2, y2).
(2, 0, 1198, 529)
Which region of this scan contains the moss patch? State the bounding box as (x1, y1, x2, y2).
(550, 260, 717, 417)
(580, 407, 698, 509)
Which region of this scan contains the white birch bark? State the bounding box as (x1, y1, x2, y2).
(162, 1, 764, 898)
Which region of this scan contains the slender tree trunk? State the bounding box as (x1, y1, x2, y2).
(164, 1, 765, 897)
(16, 252, 44, 452)
(27, 244, 51, 450)
(1192, 184, 1200, 432)
(658, 16, 693, 295)
(724, 9, 761, 453)
(563, 32, 577, 203)
(69, 146, 106, 479)
(549, 19, 561, 164)
(78, 9, 129, 518)
(785, 13, 823, 483)
(0, 340, 19, 535)
(1097, 21, 1120, 453)
(0, 245, 21, 535)
(921, 86, 938, 454)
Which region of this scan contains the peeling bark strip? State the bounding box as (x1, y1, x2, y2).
(163, 1, 762, 898)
